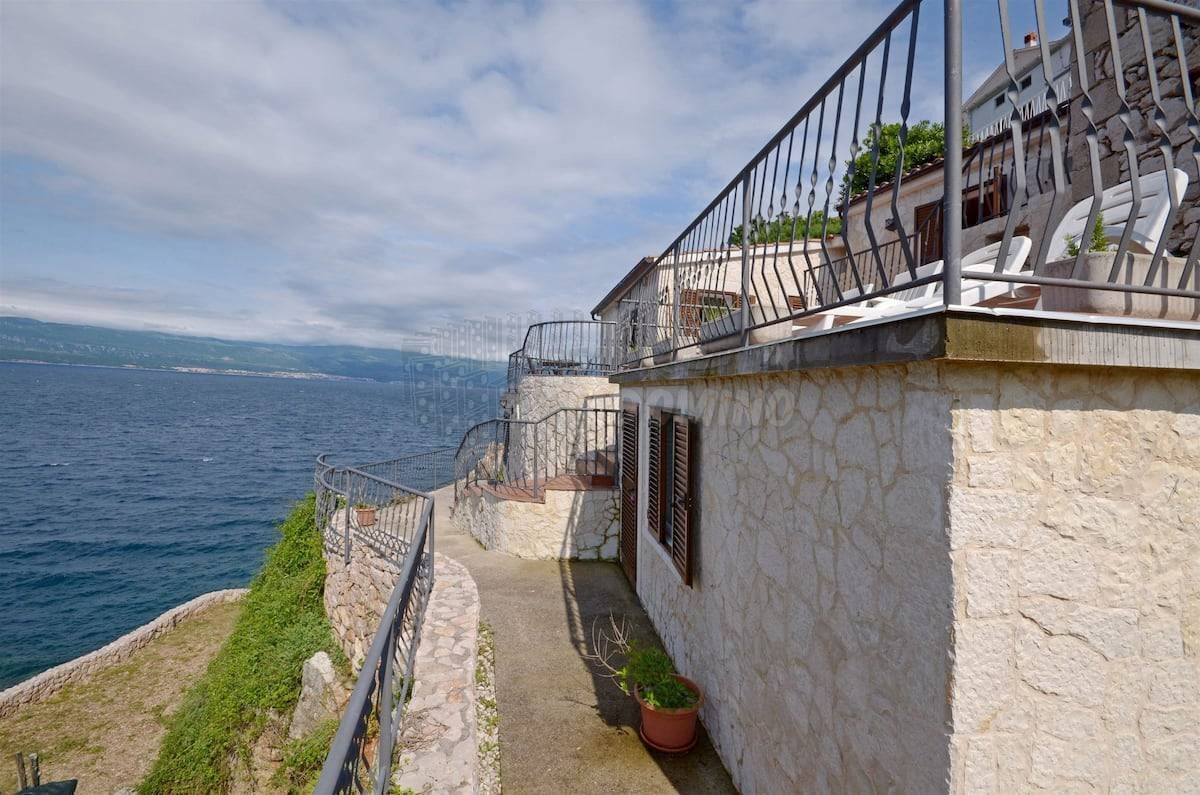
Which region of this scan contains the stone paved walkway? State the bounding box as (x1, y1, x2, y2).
(395, 553, 480, 794)
(432, 486, 736, 794)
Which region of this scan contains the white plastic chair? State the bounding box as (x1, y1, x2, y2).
(1045, 168, 1188, 262)
(827, 237, 1034, 324)
(958, 236, 1035, 306)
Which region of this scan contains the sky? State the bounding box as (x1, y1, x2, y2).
(0, 0, 1063, 357)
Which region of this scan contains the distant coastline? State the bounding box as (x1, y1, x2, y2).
(1, 358, 367, 382)
(0, 316, 507, 386)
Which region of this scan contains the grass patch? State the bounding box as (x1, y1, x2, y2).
(140, 494, 343, 793)
(270, 719, 338, 793)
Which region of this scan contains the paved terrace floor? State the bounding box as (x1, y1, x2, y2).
(431, 486, 735, 794)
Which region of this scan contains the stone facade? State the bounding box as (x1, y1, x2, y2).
(1069, 0, 1200, 255)
(504, 375, 619, 482)
(619, 360, 1199, 794)
(453, 485, 619, 560)
(946, 363, 1200, 793)
(623, 366, 956, 793)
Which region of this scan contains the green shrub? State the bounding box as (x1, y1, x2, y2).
(617, 645, 697, 710)
(1065, 214, 1110, 257)
(271, 719, 339, 793)
(140, 494, 343, 793)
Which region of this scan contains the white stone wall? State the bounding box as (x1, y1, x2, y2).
(507, 375, 618, 482)
(453, 486, 619, 560)
(622, 360, 1200, 794)
(513, 374, 617, 421)
(623, 364, 957, 794)
(946, 364, 1200, 793)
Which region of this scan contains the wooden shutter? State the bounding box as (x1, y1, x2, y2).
(647, 409, 663, 543)
(619, 404, 639, 585)
(670, 414, 696, 586)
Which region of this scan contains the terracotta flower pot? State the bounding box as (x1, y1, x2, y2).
(635, 675, 703, 753)
(354, 506, 377, 527)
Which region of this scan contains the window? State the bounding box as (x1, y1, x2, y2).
(962, 173, 1010, 228)
(647, 408, 697, 586)
(993, 94, 1004, 108)
(1019, 75, 1032, 90)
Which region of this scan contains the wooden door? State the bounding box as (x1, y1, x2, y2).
(914, 200, 943, 264)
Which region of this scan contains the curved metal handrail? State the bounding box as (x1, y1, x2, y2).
(453, 405, 619, 501)
(505, 320, 618, 393)
(313, 456, 436, 795)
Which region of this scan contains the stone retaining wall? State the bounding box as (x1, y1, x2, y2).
(453, 486, 619, 560)
(323, 533, 403, 669)
(0, 588, 247, 718)
(513, 374, 617, 422)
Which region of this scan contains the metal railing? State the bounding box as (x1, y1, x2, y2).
(506, 320, 618, 393)
(607, 0, 1200, 368)
(454, 407, 619, 500)
(313, 457, 436, 794)
(970, 75, 1073, 142)
(354, 447, 455, 495)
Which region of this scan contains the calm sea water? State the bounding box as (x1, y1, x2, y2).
(0, 362, 496, 688)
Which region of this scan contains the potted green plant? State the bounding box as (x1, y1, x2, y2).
(586, 617, 703, 753)
(1064, 214, 1111, 257)
(353, 502, 376, 527)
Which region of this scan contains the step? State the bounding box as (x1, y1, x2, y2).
(574, 449, 617, 477)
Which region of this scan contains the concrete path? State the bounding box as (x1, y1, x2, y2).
(431, 486, 736, 794)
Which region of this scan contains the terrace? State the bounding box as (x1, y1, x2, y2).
(595, 0, 1199, 371)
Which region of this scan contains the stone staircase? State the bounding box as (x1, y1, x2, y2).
(453, 445, 620, 560)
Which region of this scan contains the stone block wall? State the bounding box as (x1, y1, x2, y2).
(324, 533, 404, 669)
(623, 365, 957, 793)
(1069, 0, 1200, 254)
(620, 359, 1199, 794)
(513, 374, 617, 421)
(946, 363, 1200, 793)
(453, 486, 619, 560)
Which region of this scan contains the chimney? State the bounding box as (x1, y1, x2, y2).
(1024, 31, 1038, 47)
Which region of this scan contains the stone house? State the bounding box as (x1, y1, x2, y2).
(588, 1, 1200, 792)
(445, 0, 1199, 792)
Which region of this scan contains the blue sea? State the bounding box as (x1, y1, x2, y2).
(0, 362, 496, 689)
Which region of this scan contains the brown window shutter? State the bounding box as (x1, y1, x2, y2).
(670, 414, 696, 586)
(647, 409, 663, 543)
(619, 404, 639, 585)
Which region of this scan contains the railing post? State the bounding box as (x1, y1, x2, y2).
(532, 422, 540, 498)
(343, 470, 352, 564)
(942, 0, 964, 306)
(739, 172, 752, 347)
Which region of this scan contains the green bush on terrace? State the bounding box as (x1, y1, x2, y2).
(140, 494, 345, 794)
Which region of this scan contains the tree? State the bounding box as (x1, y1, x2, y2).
(728, 210, 843, 247)
(843, 120, 952, 199)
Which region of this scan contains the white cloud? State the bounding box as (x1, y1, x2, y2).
(0, 0, 916, 352)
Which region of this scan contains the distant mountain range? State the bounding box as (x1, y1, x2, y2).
(0, 316, 506, 385)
